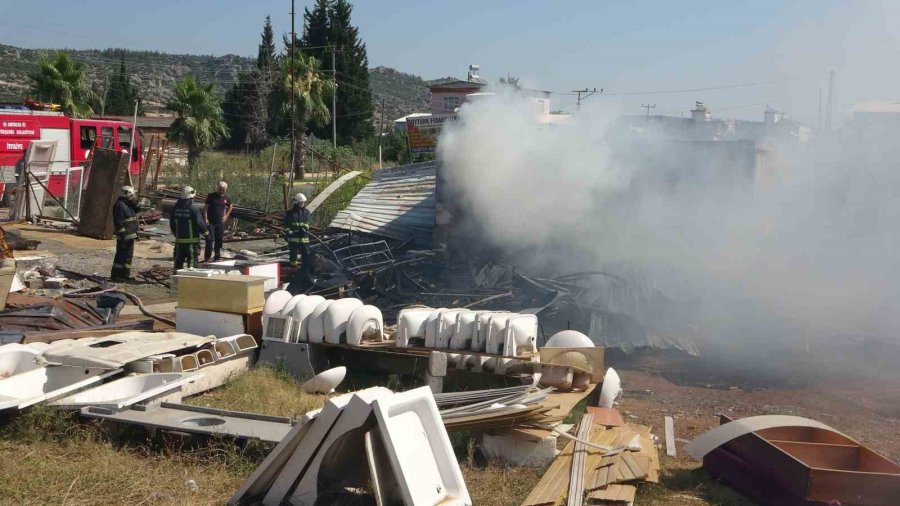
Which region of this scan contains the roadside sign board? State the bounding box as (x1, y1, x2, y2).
(407, 114, 457, 154)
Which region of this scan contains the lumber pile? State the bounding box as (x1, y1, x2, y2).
(522, 414, 660, 506)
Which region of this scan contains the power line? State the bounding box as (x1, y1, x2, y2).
(572, 88, 601, 111)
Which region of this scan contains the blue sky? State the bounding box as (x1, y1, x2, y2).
(1, 0, 897, 122)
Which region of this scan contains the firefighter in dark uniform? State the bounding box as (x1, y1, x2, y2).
(111, 185, 140, 281)
(170, 186, 208, 270)
(284, 192, 314, 286)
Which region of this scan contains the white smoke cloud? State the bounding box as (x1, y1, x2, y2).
(438, 88, 900, 346)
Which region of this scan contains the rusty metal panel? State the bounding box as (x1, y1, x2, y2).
(78, 148, 130, 240)
(329, 161, 436, 247)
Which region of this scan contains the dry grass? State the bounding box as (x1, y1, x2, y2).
(0, 367, 331, 506)
(0, 408, 248, 505)
(461, 462, 544, 506)
(184, 366, 329, 419)
(0, 367, 747, 505)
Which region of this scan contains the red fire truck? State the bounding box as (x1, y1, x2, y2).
(0, 103, 143, 198)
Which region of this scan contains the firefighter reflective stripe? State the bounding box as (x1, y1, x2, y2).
(301, 237, 310, 243)
(123, 233, 137, 240)
(123, 217, 136, 223)
(175, 237, 201, 244)
(286, 237, 301, 243)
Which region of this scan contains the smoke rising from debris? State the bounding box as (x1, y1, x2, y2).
(438, 88, 900, 348)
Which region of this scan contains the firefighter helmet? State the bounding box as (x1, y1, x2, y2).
(182, 186, 197, 199)
(292, 192, 308, 205)
(121, 186, 136, 200)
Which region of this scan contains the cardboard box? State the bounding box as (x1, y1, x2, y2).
(175, 275, 267, 314)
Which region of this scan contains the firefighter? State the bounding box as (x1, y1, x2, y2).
(284, 192, 314, 285)
(111, 185, 140, 281)
(170, 186, 208, 270)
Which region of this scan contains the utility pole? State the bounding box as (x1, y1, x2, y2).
(289, 0, 296, 190)
(101, 75, 109, 116)
(642, 103, 656, 121)
(572, 88, 601, 112)
(825, 70, 835, 132)
(378, 97, 385, 170)
(817, 87, 823, 131)
(331, 46, 337, 149)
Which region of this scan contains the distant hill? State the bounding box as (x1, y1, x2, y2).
(0, 44, 255, 110)
(0, 44, 447, 123)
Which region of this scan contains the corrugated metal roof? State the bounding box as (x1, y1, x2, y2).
(329, 161, 436, 247)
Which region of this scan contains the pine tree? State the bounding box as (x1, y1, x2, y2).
(298, 0, 374, 144)
(105, 53, 143, 115)
(221, 72, 254, 149)
(257, 16, 277, 73)
(224, 16, 278, 150)
(300, 0, 330, 62)
(329, 0, 373, 143)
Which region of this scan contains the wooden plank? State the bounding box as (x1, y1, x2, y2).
(703, 447, 829, 506)
(567, 414, 593, 506)
(522, 439, 576, 506)
(665, 416, 676, 457)
(808, 468, 900, 504)
(541, 386, 596, 423)
(586, 407, 624, 428)
(637, 434, 660, 483)
(585, 428, 625, 491)
(617, 452, 649, 483)
(586, 483, 636, 504)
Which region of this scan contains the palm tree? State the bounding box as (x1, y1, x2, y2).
(28, 52, 97, 118)
(281, 52, 334, 179)
(166, 76, 228, 172)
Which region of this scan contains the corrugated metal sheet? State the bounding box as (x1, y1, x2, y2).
(329, 161, 436, 247)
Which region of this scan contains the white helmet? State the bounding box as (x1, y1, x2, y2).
(121, 186, 136, 199)
(292, 192, 308, 205)
(182, 186, 197, 199)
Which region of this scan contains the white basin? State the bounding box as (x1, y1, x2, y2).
(280, 295, 307, 316)
(323, 298, 364, 344)
(262, 290, 292, 316)
(396, 307, 433, 347)
(372, 386, 471, 505)
(0, 366, 121, 412)
(0, 343, 43, 379)
(346, 305, 384, 346)
(53, 372, 198, 410)
(291, 295, 326, 342)
(307, 300, 333, 344)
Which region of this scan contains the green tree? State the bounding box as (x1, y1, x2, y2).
(166, 76, 228, 172)
(328, 0, 374, 143)
(223, 16, 279, 150)
(279, 52, 334, 178)
(221, 71, 254, 149)
(105, 53, 143, 115)
(300, 0, 330, 62)
(27, 52, 97, 118)
(257, 15, 277, 73)
(299, 0, 374, 144)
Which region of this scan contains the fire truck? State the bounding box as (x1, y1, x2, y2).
(0, 102, 143, 198)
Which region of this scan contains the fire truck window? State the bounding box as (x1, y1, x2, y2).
(79, 126, 97, 149)
(101, 127, 114, 149)
(118, 126, 131, 150)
